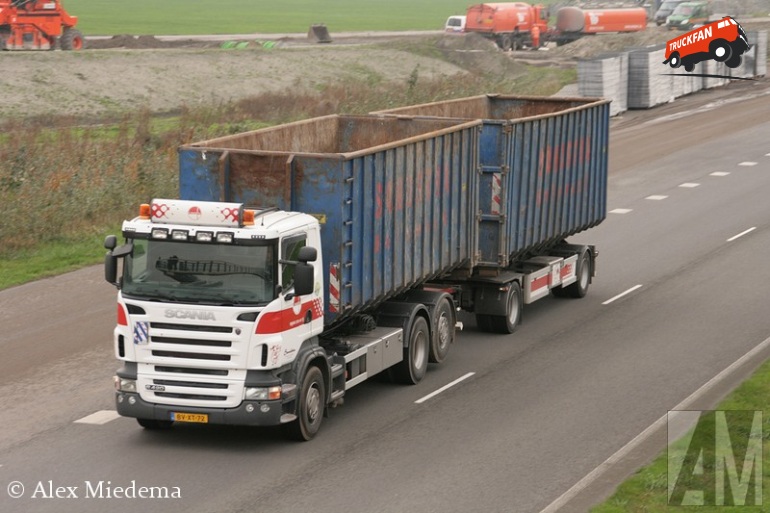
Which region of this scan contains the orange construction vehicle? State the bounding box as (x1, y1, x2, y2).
(0, 0, 83, 50)
(465, 2, 549, 51)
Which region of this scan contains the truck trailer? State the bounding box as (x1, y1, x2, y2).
(105, 96, 610, 440)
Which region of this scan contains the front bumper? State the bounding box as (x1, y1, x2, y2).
(116, 392, 290, 426)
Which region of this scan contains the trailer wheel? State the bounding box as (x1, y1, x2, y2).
(709, 39, 731, 62)
(60, 28, 85, 51)
(392, 315, 430, 384)
(284, 365, 325, 441)
(562, 251, 592, 298)
(429, 297, 455, 364)
(137, 418, 173, 430)
(489, 281, 522, 334)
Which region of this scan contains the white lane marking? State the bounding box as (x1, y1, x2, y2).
(74, 410, 121, 425)
(710, 172, 730, 177)
(602, 285, 643, 306)
(538, 333, 770, 513)
(679, 183, 700, 188)
(645, 195, 668, 201)
(727, 227, 756, 242)
(739, 161, 758, 166)
(415, 372, 475, 404)
(609, 208, 632, 214)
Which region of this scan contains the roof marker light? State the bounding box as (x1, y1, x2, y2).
(139, 204, 151, 220)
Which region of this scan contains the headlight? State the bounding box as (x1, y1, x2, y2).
(245, 386, 282, 401)
(114, 376, 137, 392)
(681, 18, 689, 24)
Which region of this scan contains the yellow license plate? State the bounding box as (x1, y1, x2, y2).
(171, 412, 208, 423)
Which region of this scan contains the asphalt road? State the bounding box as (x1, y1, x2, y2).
(2, 80, 770, 513)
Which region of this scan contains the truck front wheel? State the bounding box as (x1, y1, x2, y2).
(284, 365, 325, 441)
(392, 315, 430, 384)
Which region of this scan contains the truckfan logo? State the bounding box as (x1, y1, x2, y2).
(662, 16, 752, 79)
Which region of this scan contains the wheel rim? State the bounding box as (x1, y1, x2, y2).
(507, 287, 519, 326)
(437, 312, 451, 353)
(412, 329, 427, 371)
(306, 383, 321, 423)
(579, 256, 590, 290)
(715, 46, 726, 58)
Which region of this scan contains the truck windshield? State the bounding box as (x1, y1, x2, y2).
(122, 238, 276, 305)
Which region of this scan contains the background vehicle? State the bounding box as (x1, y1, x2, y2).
(0, 0, 83, 50)
(664, 15, 750, 70)
(445, 15, 466, 33)
(551, 6, 648, 45)
(464, 2, 548, 50)
(106, 95, 610, 440)
(655, 0, 688, 26)
(666, 1, 710, 30)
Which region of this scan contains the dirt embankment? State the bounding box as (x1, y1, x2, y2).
(2, 19, 769, 122)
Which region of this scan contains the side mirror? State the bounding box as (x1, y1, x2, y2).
(298, 246, 317, 263)
(105, 253, 118, 285)
(293, 262, 314, 296)
(104, 235, 117, 250)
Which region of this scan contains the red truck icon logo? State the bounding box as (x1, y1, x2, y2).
(663, 16, 750, 72)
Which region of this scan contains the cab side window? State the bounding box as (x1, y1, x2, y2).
(281, 235, 306, 290)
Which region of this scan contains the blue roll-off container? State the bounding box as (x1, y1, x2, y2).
(178, 115, 481, 325)
(373, 94, 611, 267)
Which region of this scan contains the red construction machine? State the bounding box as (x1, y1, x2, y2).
(0, 0, 83, 50)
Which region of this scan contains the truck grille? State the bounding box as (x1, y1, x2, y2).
(136, 320, 246, 408)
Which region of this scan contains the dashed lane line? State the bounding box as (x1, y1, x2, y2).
(415, 372, 476, 404)
(74, 410, 121, 425)
(602, 285, 643, 306)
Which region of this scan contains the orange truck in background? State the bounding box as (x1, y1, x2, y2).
(551, 6, 648, 45)
(465, 2, 549, 50)
(0, 0, 83, 50)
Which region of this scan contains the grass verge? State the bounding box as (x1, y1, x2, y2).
(592, 357, 770, 512)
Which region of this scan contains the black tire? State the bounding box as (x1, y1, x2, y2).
(725, 54, 742, 69)
(499, 35, 513, 51)
(709, 39, 731, 62)
(391, 316, 430, 384)
(684, 62, 694, 72)
(137, 418, 173, 430)
(429, 297, 455, 363)
(476, 313, 493, 333)
(489, 281, 522, 334)
(668, 52, 681, 69)
(564, 251, 592, 298)
(60, 28, 85, 51)
(283, 366, 325, 441)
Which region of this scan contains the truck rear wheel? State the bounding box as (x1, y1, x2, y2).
(489, 281, 522, 334)
(284, 365, 325, 441)
(392, 316, 430, 384)
(429, 297, 455, 364)
(499, 35, 513, 51)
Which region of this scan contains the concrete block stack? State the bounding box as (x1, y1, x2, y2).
(627, 45, 674, 109)
(578, 52, 628, 116)
(749, 31, 767, 77)
(702, 59, 730, 88)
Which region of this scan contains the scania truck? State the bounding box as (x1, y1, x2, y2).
(105, 95, 610, 440)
